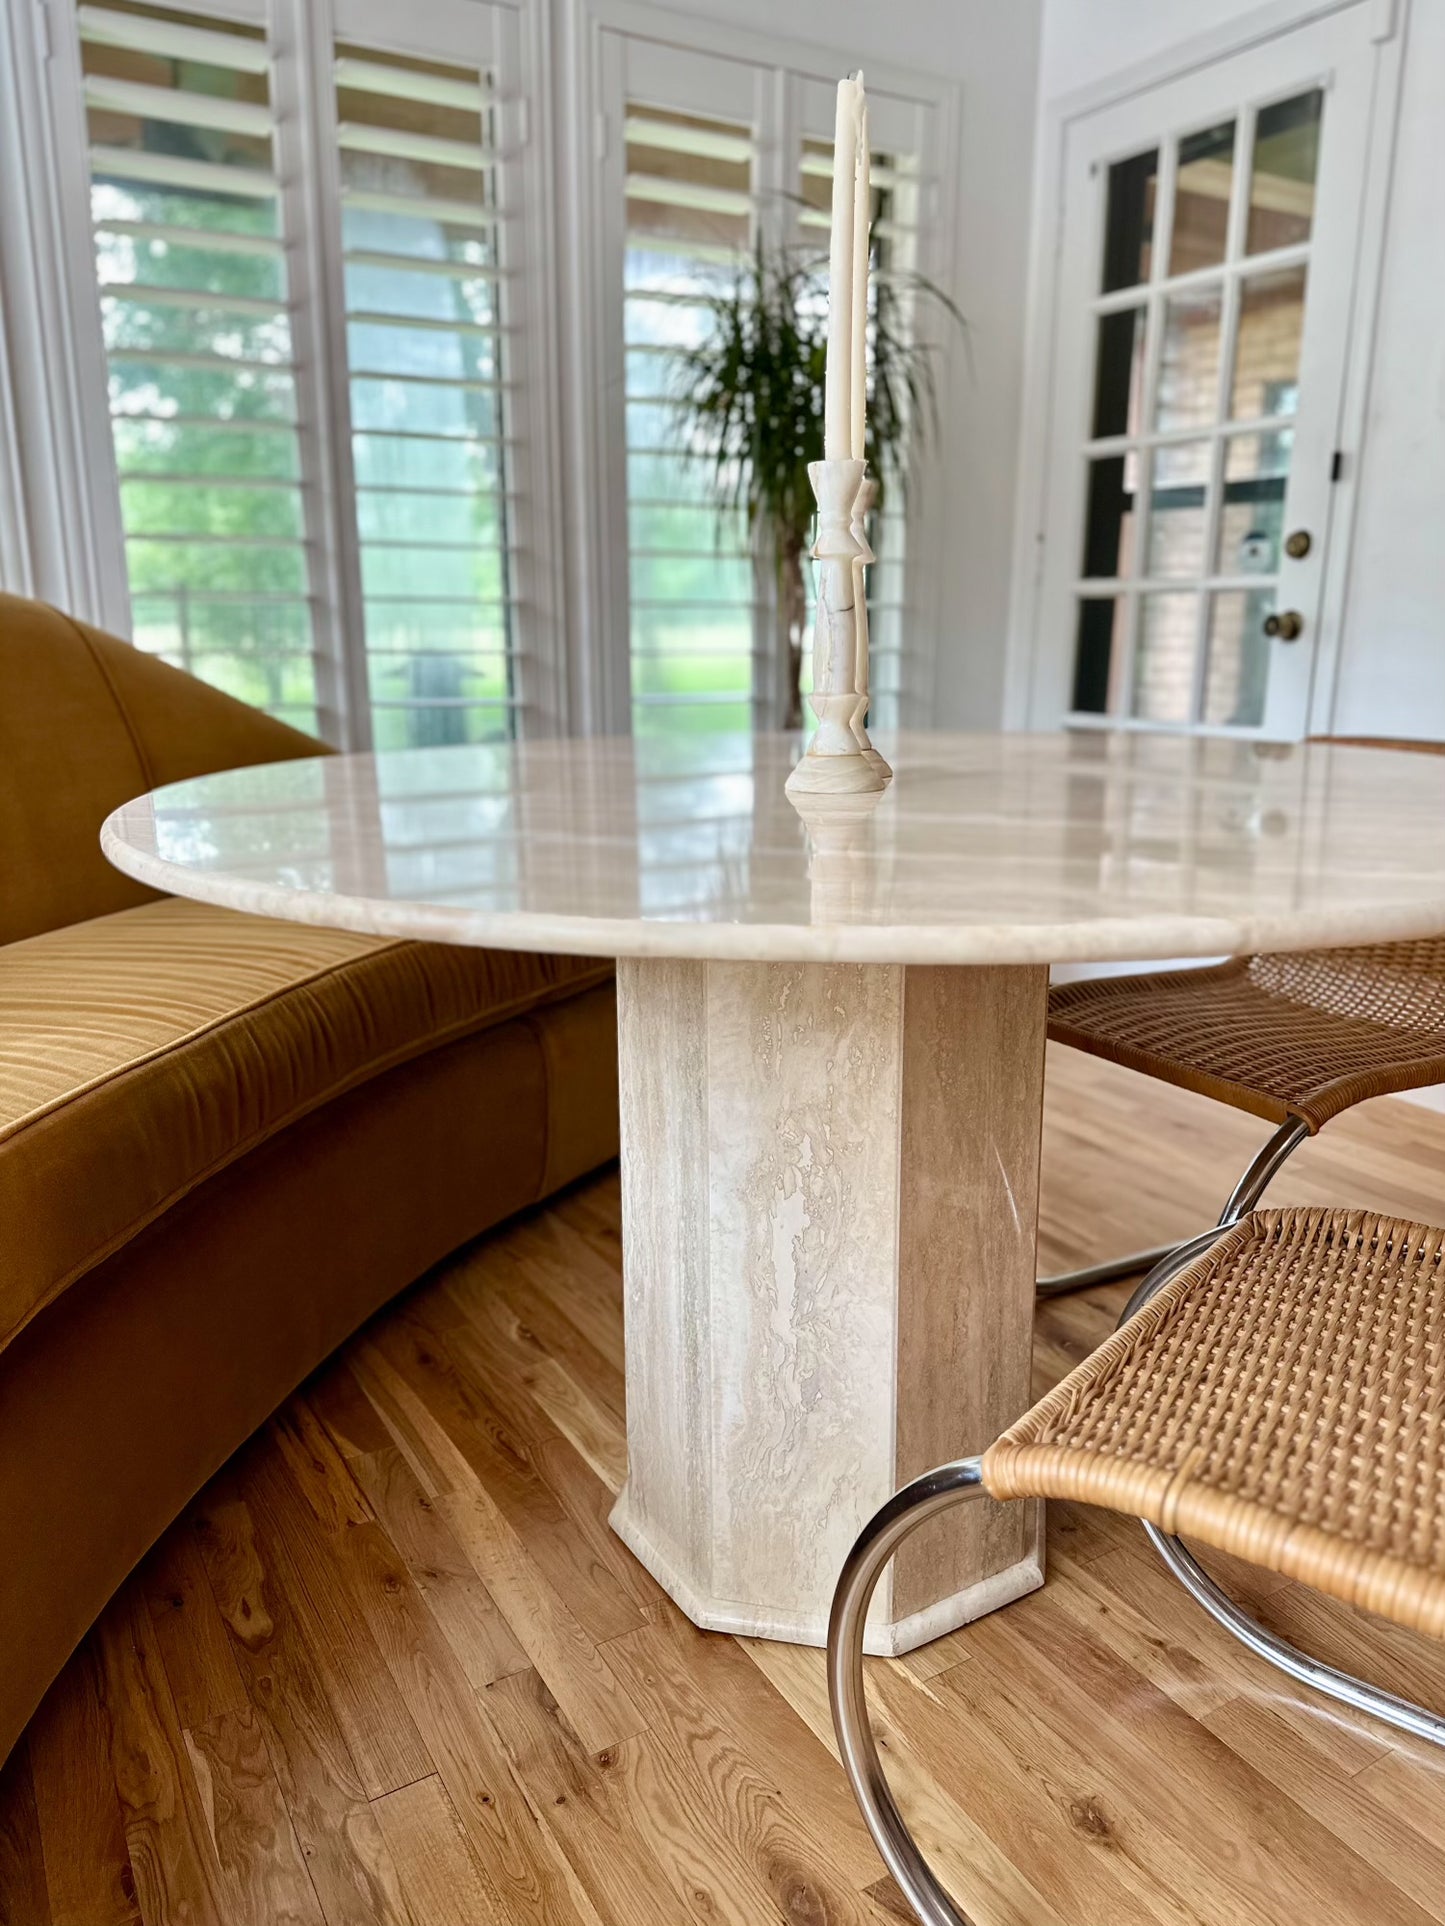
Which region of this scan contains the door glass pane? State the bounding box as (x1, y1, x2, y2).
(1203, 589, 1272, 726)
(1155, 283, 1222, 432)
(1247, 90, 1323, 255)
(1216, 429, 1292, 573)
(1145, 439, 1209, 578)
(1101, 148, 1159, 292)
(1091, 307, 1146, 438)
(1169, 121, 1235, 275)
(1131, 591, 1197, 722)
(1231, 265, 1307, 419)
(1081, 452, 1138, 578)
(1072, 596, 1126, 713)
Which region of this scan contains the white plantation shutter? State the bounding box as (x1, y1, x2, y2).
(315, 0, 543, 751)
(328, 29, 522, 749)
(624, 95, 758, 737)
(79, 1, 322, 731)
(593, 26, 954, 737)
(57, 0, 551, 746)
(8, 1, 953, 741)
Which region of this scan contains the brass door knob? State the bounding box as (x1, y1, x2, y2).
(1263, 609, 1304, 641)
(1284, 529, 1312, 559)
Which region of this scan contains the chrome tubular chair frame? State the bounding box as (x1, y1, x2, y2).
(1037, 1115, 1310, 1297)
(830, 1220, 1445, 1926)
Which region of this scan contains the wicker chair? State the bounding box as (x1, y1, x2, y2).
(1040, 738, 1445, 1298)
(830, 1208, 1445, 1926)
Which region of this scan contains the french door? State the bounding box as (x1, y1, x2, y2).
(1034, 6, 1380, 738)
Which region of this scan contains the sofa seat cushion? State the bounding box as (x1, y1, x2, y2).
(0, 895, 610, 1350)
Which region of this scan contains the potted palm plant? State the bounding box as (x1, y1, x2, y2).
(670, 239, 962, 729)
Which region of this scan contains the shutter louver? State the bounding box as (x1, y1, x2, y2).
(624, 103, 756, 736)
(80, 0, 321, 733)
(334, 39, 518, 749)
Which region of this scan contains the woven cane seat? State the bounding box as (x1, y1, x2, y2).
(985, 1207, 1445, 1635)
(1048, 940, 1445, 1132)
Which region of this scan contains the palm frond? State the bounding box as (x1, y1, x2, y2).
(667, 237, 965, 546)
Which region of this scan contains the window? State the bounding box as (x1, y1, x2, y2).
(334, 43, 519, 749)
(599, 36, 950, 739)
(64, 0, 537, 746)
(81, 3, 320, 731)
(624, 102, 756, 737)
(5, 3, 953, 743)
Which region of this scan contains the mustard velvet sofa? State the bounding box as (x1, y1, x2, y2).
(0, 593, 619, 1765)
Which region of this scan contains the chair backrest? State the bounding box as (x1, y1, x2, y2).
(0, 593, 326, 945)
(1310, 735, 1445, 754)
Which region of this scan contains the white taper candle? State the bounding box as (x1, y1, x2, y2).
(850, 94, 870, 462)
(823, 77, 861, 461)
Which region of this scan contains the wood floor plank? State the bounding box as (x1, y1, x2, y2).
(484, 1247, 627, 1427)
(444, 1271, 628, 1494)
(369, 1776, 501, 1926)
(884, 1647, 1202, 1926)
(27, 1645, 140, 1926)
(268, 1402, 374, 1538)
(1047, 1536, 1384, 1778)
(1200, 1692, 1445, 1920)
(504, 1217, 627, 1379)
(602, 1609, 885, 1897)
(374, 1304, 650, 1645)
(482, 1668, 783, 1926)
(333, 1517, 589, 1926)
(190, 1491, 416, 1926)
(944, 1586, 1439, 1926)
(303, 1357, 399, 1464)
(424, 1299, 658, 1628)
(437, 1474, 646, 1756)
(352, 1340, 648, 1754)
(0, 1745, 51, 1926)
(350, 1447, 531, 1692)
(181, 1706, 324, 1926)
(140, 1522, 250, 1735)
(92, 1586, 230, 1926)
(739, 1640, 1072, 1926)
(237, 1447, 433, 1801)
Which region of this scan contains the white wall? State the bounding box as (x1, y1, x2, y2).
(654, 0, 1045, 728)
(1040, 0, 1263, 95)
(1037, 0, 1445, 741)
(1330, 0, 1445, 736)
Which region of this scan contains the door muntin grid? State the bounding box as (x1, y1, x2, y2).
(1070, 87, 1323, 731)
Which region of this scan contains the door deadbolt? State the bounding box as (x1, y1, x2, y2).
(1263, 609, 1304, 642)
(1284, 529, 1312, 559)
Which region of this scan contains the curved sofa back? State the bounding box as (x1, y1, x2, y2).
(0, 593, 324, 945)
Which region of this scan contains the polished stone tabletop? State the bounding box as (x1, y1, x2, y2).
(101, 729, 1445, 966)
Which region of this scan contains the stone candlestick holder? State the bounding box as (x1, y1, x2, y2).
(850, 474, 892, 782)
(786, 457, 887, 798)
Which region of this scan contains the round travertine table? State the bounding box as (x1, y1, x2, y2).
(103, 729, 1445, 1654)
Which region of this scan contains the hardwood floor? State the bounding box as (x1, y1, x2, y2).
(5, 1046, 1445, 1926)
